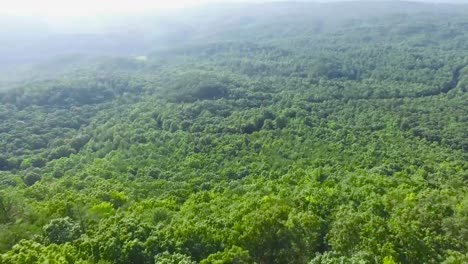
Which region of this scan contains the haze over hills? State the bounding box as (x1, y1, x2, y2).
(1, 1, 467, 79)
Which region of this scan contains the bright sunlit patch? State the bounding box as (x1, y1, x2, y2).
(0, 0, 213, 17)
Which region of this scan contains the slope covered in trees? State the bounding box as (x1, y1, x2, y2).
(0, 2, 467, 264)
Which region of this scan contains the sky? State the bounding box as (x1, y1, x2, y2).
(1, 0, 467, 18)
(0, 0, 228, 17)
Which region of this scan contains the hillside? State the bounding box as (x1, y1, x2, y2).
(0, 2, 467, 263)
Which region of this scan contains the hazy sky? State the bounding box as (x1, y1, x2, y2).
(0, 0, 232, 17)
(1, 0, 467, 18)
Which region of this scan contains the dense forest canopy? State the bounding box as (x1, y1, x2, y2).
(0, 1, 467, 263)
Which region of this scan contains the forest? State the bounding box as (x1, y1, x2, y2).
(0, 1, 467, 263)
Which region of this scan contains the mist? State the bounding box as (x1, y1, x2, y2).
(1, 0, 467, 80)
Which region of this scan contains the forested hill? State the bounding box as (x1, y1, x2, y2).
(0, 1, 468, 264)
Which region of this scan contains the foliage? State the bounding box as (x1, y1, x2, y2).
(0, 2, 467, 264)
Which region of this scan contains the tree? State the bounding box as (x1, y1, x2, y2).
(154, 252, 196, 264)
(43, 217, 81, 244)
(23, 172, 42, 186)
